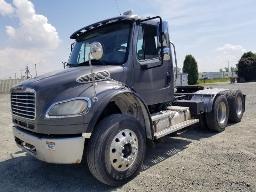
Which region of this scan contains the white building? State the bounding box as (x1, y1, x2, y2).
(175, 73, 188, 86)
(199, 72, 237, 80)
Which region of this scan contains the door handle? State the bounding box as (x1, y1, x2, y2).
(166, 72, 171, 85)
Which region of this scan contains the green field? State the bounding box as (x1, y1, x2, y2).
(197, 78, 230, 85)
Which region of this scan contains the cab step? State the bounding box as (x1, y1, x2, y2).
(154, 119, 199, 139)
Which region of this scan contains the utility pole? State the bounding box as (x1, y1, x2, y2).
(25, 66, 32, 79)
(34, 64, 38, 77)
(25, 66, 29, 79)
(14, 73, 17, 79)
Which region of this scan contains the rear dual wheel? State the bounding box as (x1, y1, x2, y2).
(206, 95, 229, 132)
(227, 90, 244, 123)
(205, 91, 244, 132)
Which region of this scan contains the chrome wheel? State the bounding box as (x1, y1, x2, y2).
(110, 129, 138, 171)
(217, 101, 227, 125)
(236, 96, 243, 116)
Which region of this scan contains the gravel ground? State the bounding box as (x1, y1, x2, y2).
(0, 82, 255, 192)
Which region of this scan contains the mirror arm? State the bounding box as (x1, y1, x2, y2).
(170, 41, 178, 79)
(71, 42, 75, 52)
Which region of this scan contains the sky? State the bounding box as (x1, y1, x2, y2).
(0, 0, 255, 79)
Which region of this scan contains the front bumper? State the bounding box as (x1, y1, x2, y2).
(13, 127, 85, 164)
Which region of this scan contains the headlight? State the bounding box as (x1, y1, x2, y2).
(46, 97, 91, 118)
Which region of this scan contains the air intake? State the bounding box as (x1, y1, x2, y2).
(76, 71, 110, 83)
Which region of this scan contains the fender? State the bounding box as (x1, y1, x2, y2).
(191, 88, 229, 113)
(80, 81, 154, 139)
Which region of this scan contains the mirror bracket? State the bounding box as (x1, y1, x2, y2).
(71, 42, 75, 52)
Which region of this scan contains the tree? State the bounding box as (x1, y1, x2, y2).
(240, 51, 256, 60)
(237, 51, 256, 82)
(224, 67, 229, 72)
(230, 67, 237, 72)
(183, 55, 199, 85)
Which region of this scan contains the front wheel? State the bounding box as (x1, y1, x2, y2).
(87, 114, 146, 186)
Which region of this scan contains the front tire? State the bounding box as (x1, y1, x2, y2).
(206, 95, 229, 132)
(87, 114, 146, 186)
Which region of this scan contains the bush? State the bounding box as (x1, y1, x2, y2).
(183, 55, 198, 85)
(237, 52, 256, 82)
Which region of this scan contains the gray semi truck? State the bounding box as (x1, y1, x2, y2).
(10, 12, 245, 186)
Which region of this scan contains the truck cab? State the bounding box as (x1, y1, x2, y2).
(11, 12, 245, 186)
(69, 14, 174, 105)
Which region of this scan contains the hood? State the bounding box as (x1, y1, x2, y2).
(12, 65, 124, 102)
(18, 65, 123, 92)
(11, 65, 125, 118)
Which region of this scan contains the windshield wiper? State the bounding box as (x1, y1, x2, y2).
(65, 62, 73, 67)
(77, 60, 107, 66)
(67, 60, 109, 67)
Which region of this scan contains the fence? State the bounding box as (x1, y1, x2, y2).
(0, 79, 23, 94)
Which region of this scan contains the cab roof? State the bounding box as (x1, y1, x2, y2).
(70, 15, 139, 39)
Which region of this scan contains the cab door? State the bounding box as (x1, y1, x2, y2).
(132, 21, 173, 105)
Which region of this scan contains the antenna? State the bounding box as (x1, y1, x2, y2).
(114, 0, 121, 15)
(88, 52, 98, 102)
(62, 61, 66, 69)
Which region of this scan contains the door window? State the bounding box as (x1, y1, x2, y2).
(136, 24, 159, 60)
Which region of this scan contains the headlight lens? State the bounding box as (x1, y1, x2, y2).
(46, 98, 90, 118)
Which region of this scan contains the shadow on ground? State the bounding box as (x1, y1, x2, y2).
(143, 126, 217, 171)
(0, 126, 217, 192)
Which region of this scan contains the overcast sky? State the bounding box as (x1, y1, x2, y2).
(0, 0, 255, 79)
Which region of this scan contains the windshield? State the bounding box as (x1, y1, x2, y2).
(68, 23, 131, 66)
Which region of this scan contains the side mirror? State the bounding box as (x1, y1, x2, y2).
(162, 47, 171, 61)
(161, 21, 169, 47)
(157, 21, 170, 63)
(157, 21, 169, 48)
(158, 47, 171, 61)
(90, 42, 103, 60)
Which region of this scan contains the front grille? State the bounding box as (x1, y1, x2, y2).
(11, 91, 36, 119)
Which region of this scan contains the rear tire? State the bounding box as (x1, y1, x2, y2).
(199, 114, 208, 130)
(227, 90, 244, 123)
(87, 114, 146, 186)
(206, 95, 229, 132)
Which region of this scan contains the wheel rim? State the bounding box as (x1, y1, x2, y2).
(109, 129, 138, 171)
(217, 101, 227, 125)
(236, 96, 243, 116)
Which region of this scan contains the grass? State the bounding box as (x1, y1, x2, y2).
(197, 78, 230, 85)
